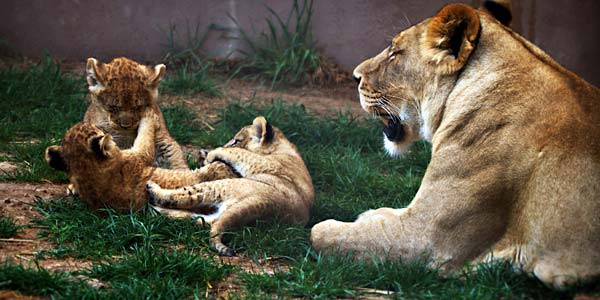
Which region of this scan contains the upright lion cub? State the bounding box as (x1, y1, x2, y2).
(84, 57, 188, 170)
(146, 117, 314, 256)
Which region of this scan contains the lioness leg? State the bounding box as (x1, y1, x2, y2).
(312, 150, 511, 270)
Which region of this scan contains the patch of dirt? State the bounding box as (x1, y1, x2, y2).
(0, 290, 43, 300)
(0, 182, 92, 272)
(160, 77, 363, 123)
(0, 162, 18, 177)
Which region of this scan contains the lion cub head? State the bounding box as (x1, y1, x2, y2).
(86, 57, 165, 130)
(45, 122, 120, 174)
(221, 116, 296, 155)
(353, 4, 498, 156)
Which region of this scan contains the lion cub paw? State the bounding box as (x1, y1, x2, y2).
(146, 181, 166, 206)
(66, 184, 78, 196)
(197, 149, 210, 166)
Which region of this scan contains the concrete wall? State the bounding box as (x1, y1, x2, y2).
(1, 0, 598, 86)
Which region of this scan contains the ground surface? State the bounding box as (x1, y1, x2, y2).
(0, 73, 387, 298)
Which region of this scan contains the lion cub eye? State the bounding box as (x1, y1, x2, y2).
(388, 48, 403, 61)
(107, 105, 119, 113)
(228, 139, 240, 147)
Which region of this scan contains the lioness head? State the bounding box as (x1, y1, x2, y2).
(86, 57, 165, 130)
(45, 122, 119, 173)
(223, 116, 293, 155)
(353, 3, 489, 156)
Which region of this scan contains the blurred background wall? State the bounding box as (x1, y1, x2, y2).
(1, 0, 598, 86)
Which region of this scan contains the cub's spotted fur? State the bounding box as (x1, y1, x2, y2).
(147, 117, 314, 256)
(84, 57, 188, 170)
(45, 112, 236, 212)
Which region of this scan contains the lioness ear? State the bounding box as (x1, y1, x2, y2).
(252, 116, 274, 144)
(147, 64, 166, 89)
(45, 145, 68, 171)
(89, 134, 115, 158)
(423, 3, 480, 75)
(86, 58, 106, 94)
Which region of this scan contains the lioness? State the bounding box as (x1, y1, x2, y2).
(146, 116, 314, 256)
(310, 1, 599, 288)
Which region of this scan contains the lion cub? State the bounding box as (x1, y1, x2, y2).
(45, 111, 236, 213)
(84, 57, 188, 170)
(146, 117, 314, 256)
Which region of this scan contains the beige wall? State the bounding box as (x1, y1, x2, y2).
(1, 0, 599, 86)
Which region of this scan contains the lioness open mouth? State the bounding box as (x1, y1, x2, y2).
(383, 118, 405, 142)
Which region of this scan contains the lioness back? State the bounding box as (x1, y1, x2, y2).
(84, 57, 189, 170)
(147, 116, 314, 256)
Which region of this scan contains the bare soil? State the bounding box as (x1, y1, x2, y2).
(0, 182, 95, 275)
(161, 77, 363, 123)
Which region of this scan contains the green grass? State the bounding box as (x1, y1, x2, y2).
(236, 254, 569, 300)
(159, 20, 223, 97)
(161, 104, 208, 145)
(0, 215, 20, 238)
(33, 196, 213, 258)
(162, 62, 222, 97)
(0, 56, 86, 182)
(0, 249, 232, 299)
(233, 0, 322, 88)
(1, 62, 598, 299)
(0, 263, 82, 296)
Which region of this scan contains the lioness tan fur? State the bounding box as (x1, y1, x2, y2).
(146, 116, 314, 256)
(310, 1, 600, 288)
(84, 57, 189, 170)
(45, 112, 236, 213)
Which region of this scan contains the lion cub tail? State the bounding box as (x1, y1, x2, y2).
(481, 0, 512, 26)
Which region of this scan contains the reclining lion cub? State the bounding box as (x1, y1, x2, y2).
(146, 117, 314, 256)
(45, 111, 236, 212)
(311, 1, 600, 288)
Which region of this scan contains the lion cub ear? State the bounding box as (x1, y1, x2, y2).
(147, 64, 166, 89)
(89, 134, 116, 158)
(86, 58, 106, 94)
(423, 3, 481, 75)
(251, 116, 274, 144)
(45, 145, 68, 171)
